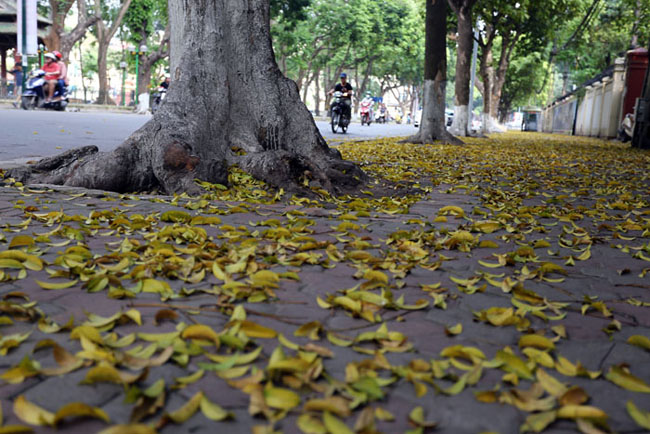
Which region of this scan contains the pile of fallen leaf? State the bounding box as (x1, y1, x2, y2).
(0, 132, 649, 433)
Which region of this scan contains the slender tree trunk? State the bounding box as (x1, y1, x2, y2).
(448, 0, 475, 136)
(96, 40, 113, 105)
(631, 37, 650, 148)
(95, 0, 132, 105)
(404, 0, 461, 145)
(314, 70, 321, 116)
(79, 41, 87, 102)
(629, 0, 642, 49)
(10, 0, 366, 196)
(479, 41, 495, 133)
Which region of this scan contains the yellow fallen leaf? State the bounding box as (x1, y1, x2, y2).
(626, 401, 650, 430)
(605, 365, 650, 393)
(13, 395, 55, 426)
(35, 279, 78, 290)
(556, 405, 608, 420)
(627, 335, 650, 352)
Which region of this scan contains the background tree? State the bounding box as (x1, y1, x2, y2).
(11, 0, 365, 196)
(123, 0, 170, 98)
(40, 0, 99, 61)
(475, 0, 584, 131)
(448, 0, 476, 136)
(93, 0, 133, 104)
(405, 0, 460, 145)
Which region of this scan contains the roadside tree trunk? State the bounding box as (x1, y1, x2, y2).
(404, 0, 461, 145)
(10, 0, 365, 196)
(95, 0, 132, 105)
(631, 37, 650, 149)
(43, 0, 99, 62)
(136, 25, 171, 99)
(448, 0, 476, 136)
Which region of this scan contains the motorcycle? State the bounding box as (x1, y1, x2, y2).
(376, 107, 387, 124)
(151, 87, 167, 114)
(21, 69, 69, 111)
(360, 100, 373, 126)
(330, 91, 350, 134)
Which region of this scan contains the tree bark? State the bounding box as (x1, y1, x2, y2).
(95, 0, 133, 105)
(314, 69, 321, 116)
(631, 37, 650, 148)
(405, 0, 461, 145)
(448, 0, 475, 137)
(136, 25, 171, 99)
(10, 0, 365, 196)
(43, 1, 99, 62)
(168, 0, 185, 76)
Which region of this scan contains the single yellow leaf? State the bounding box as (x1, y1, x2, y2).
(627, 335, 650, 352)
(626, 401, 650, 430)
(13, 395, 55, 426)
(556, 405, 608, 420)
(322, 411, 353, 434)
(605, 365, 650, 393)
(35, 279, 78, 290)
(53, 403, 110, 425)
(518, 334, 555, 351)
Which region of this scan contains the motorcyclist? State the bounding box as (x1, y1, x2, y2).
(160, 77, 171, 90)
(42, 53, 61, 104)
(329, 73, 353, 119)
(360, 91, 373, 121)
(52, 51, 68, 100)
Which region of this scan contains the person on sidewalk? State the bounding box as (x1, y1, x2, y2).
(42, 53, 61, 104)
(8, 54, 23, 108)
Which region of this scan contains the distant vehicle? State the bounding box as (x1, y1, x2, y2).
(414, 108, 453, 128)
(360, 100, 372, 126)
(522, 110, 542, 132)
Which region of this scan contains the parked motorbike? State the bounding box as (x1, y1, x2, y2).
(330, 91, 350, 134)
(21, 70, 69, 111)
(151, 87, 167, 114)
(360, 100, 373, 126)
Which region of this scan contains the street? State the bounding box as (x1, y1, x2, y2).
(0, 107, 417, 163)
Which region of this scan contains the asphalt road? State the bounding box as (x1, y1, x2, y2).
(0, 107, 417, 163)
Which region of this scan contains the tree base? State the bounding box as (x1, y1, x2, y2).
(5, 120, 366, 197)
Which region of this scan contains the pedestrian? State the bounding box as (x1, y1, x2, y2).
(8, 53, 24, 108)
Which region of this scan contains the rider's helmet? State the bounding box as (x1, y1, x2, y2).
(53, 51, 63, 60)
(340, 73, 347, 79)
(44, 53, 57, 61)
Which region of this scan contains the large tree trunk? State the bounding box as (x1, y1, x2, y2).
(448, 0, 475, 137)
(9, 0, 365, 196)
(405, 0, 461, 145)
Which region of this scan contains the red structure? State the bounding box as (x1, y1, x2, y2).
(622, 48, 648, 118)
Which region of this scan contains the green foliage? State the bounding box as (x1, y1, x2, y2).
(123, 0, 168, 44)
(271, 0, 424, 105)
